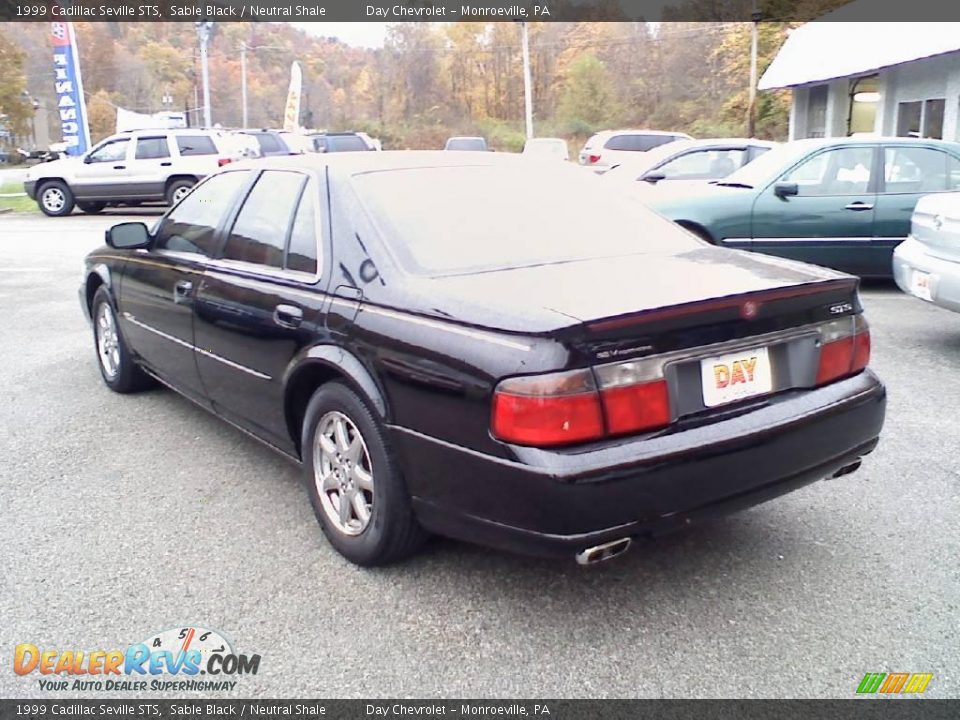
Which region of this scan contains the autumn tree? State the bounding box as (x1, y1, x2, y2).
(0, 29, 31, 142)
(557, 54, 620, 130)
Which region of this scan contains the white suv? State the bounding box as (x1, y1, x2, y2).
(24, 129, 243, 216)
(578, 130, 693, 173)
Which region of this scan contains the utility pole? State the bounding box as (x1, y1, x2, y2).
(520, 21, 533, 140)
(747, 1, 760, 137)
(240, 41, 248, 128)
(195, 21, 213, 127)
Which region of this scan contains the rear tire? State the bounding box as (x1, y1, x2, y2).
(302, 382, 426, 566)
(78, 201, 106, 214)
(37, 180, 75, 217)
(91, 286, 154, 394)
(166, 179, 195, 206)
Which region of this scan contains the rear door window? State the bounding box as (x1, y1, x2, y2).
(135, 136, 170, 160)
(221, 171, 305, 268)
(604, 134, 678, 152)
(285, 179, 320, 275)
(883, 146, 956, 193)
(154, 171, 250, 255)
(176, 135, 218, 156)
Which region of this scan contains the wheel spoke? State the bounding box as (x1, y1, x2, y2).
(320, 472, 338, 492)
(334, 418, 351, 453)
(352, 464, 373, 491)
(345, 437, 363, 463)
(318, 433, 337, 457)
(337, 490, 352, 525)
(351, 491, 370, 525)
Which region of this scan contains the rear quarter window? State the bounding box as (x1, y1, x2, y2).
(176, 135, 218, 156)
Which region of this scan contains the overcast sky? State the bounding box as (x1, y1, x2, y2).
(294, 22, 390, 48)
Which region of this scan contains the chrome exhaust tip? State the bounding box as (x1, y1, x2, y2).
(831, 459, 862, 479)
(575, 537, 632, 566)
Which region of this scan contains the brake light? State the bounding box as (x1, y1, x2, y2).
(492, 357, 671, 447)
(491, 369, 603, 446)
(588, 154, 601, 164)
(217, 158, 233, 167)
(816, 315, 870, 385)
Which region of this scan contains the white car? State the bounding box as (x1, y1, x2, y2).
(522, 138, 569, 161)
(601, 138, 778, 192)
(894, 192, 960, 314)
(24, 129, 243, 217)
(578, 130, 693, 172)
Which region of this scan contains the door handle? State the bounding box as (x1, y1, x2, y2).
(112, 165, 126, 170)
(844, 201, 874, 211)
(273, 304, 303, 329)
(160, 161, 172, 167)
(173, 280, 193, 304)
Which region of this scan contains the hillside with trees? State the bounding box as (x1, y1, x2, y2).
(0, 14, 842, 152)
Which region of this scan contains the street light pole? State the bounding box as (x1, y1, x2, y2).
(747, 1, 760, 137)
(195, 21, 213, 128)
(240, 41, 248, 128)
(520, 21, 533, 140)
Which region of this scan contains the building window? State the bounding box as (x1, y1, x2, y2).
(848, 75, 879, 135)
(897, 99, 945, 139)
(806, 85, 828, 138)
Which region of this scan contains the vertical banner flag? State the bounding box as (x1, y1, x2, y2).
(283, 62, 303, 132)
(50, 21, 91, 156)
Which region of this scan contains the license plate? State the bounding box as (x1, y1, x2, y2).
(700, 347, 773, 408)
(911, 270, 933, 301)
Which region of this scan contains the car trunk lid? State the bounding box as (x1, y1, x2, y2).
(911, 192, 960, 264)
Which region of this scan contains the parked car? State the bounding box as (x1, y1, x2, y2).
(277, 131, 315, 154)
(237, 130, 293, 157)
(645, 137, 960, 278)
(893, 192, 960, 313)
(578, 130, 693, 172)
(602, 139, 777, 191)
(522, 137, 569, 161)
(80, 152, 884, 566)
(308, 132, 376, 153)
(23, 129, 242, 217)
(444, 136, 488, 151)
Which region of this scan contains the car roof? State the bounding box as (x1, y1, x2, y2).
(786, 136, 960, 149)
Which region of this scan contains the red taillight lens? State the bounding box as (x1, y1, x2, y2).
(217, 158, 233, 167)
(491, 370, 604, 447)
(600, 380, 670, 435)
(588, 154, 601, 164)
(816, 315, 870, 385)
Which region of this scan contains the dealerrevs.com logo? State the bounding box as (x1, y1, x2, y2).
(14, 626, 260, 692)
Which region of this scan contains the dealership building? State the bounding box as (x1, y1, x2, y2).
(760, 16, 960, 142)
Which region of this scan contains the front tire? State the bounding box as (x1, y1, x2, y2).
(91, 286, 154, 394)
(302, 382, 426, 566)
(37, 180, 75, 217)
(78, 201, 106, 214)
(166, 179, 195, 206)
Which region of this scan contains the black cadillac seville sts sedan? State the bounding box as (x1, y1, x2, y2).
(80, 152, 886, 566)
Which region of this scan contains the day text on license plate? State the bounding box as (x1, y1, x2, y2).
(700, 346, 773, 408)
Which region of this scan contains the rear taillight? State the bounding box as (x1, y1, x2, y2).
(492, 358, 671, 447)
(491, 369, 603, 446)
(217, 158, 233, 167)
(588, 154, 601, 164)
(816, 315, 870, 385)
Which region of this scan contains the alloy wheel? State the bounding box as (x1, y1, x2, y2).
(313, 411, 374, 536)
(95, 302, 121, 379)
(41, 187, 65, 213)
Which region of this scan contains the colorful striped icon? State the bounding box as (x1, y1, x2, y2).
(857, 672, 933, 694)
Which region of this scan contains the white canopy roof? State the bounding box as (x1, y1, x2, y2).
(759, 19, 960, 90)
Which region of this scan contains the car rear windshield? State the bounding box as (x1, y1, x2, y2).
(176, 135, 218, 156)
(604, 134, 682, 152)
(326, 135, 369, 152)
(446, 138, 487, 151)
(353, 164, 701, 275)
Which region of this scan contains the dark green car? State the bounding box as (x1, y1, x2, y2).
(645, 137, 960, 278)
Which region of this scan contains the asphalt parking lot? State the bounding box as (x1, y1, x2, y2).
(1, 211, 959, 699)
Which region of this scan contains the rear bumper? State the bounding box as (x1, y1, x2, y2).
(893, 236, 960, 314)
(391, 371, 886, 558)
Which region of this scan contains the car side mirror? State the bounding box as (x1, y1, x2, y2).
(642, 171, 666, 184)
(774, 181, 799, 198)
(83, 155, 94, 164)
(106, 222, 151, 250)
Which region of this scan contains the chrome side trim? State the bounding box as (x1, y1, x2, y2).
(331, 298, 533, 352)
(725, 237, 905, 245)
(122, 312, 272, 381)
